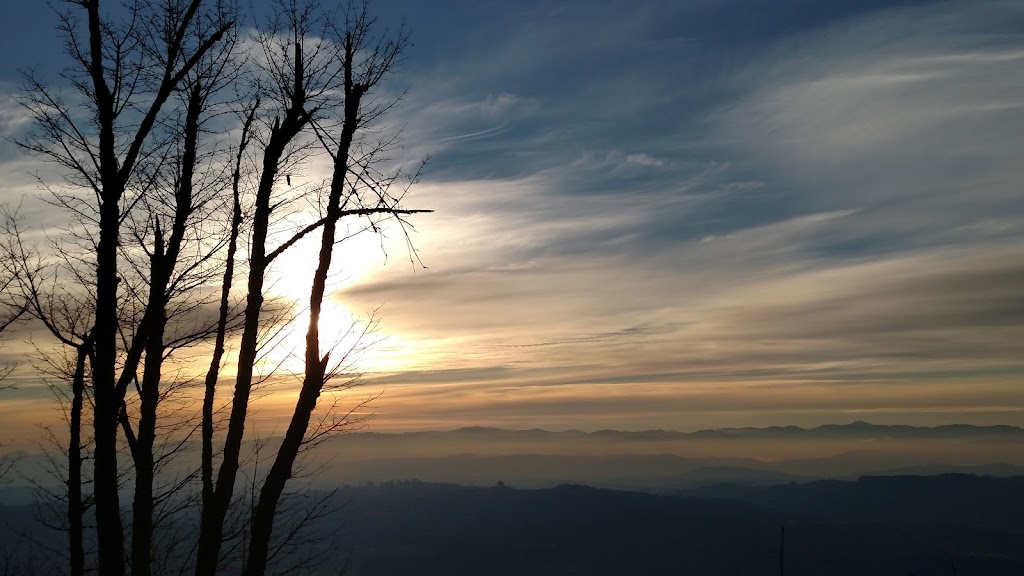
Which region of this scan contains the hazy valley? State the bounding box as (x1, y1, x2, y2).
(3, 422, 1023, 574)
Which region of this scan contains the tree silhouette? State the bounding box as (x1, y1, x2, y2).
(0, 212, 28, 491)
(10, 1, 427, 574)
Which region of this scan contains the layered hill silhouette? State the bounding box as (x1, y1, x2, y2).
(5, 473, 1022, 575)
(3, 423, 1023, 573)
(324, 475, 1024, 575)
(306, 422, 1024, 490)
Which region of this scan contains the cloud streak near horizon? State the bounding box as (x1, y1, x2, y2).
(1, 0, 1022, 435)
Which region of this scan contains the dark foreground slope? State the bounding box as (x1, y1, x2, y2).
(335, 475, 1024, 576)
(1, 475, 1022, 575)
(340, 482, 777, 576)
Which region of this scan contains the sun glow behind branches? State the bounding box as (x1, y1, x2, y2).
(259, 220, 416, 377)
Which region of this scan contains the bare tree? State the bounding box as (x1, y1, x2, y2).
(15, 1, 428, 575)
(18, 1, 234, 573)
(0, 208, 29, 387)
(196, 4, 427, 573)
(118, 15, 245, 574)
(241, 5, 418, 574)
(1, 206, 94, 576)
(0, 207, 29, 493)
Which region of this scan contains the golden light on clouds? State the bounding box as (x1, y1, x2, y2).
(1, 0, 1023, 440)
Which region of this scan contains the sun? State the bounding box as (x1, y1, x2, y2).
(258, 225, 402, 375)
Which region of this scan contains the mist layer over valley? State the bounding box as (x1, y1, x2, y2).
(8, 421, 1021, 500)
(274, 422, 1024, 491)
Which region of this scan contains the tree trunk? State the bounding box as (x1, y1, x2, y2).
(93, 189, 126, 576)
(87, 0, 129, 568)
(243, 71, 363, 576)
(131, 227, 166, 576)
(132, 81, 202, 576)
(195, 108, 307, 576)
(194, 153, 273, 576)
(68, 344, 88, 576)
(202, 100, 254, 520)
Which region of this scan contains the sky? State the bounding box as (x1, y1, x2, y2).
(0, 0, 1023, 435)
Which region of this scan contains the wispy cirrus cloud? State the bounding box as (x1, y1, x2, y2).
(331, 0, 1024, 429)
(1, 0, 1022, 434)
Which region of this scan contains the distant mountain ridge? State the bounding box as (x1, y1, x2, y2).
(692, 421, 1024, 439)
(358, 421, 1024, 440)
(7, 421, 1022, 499)
(333, 452, 1024, 492)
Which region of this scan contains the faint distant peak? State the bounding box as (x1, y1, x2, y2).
(357, 422, 1024, 441)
